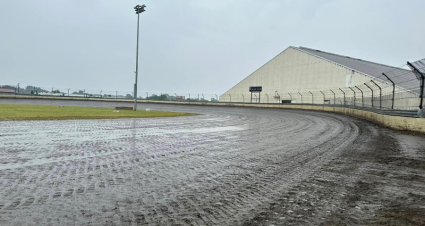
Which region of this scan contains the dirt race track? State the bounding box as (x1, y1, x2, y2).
(1, 99, 425, 226)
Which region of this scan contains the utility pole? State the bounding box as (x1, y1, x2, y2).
(133, 4, 146, 111)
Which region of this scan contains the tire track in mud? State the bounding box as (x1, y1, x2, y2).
(0, 100, 423, 225)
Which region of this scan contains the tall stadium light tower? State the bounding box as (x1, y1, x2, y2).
(133, 4, 146, 111)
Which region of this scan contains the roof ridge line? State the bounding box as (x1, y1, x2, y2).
(293, 47, 393, 86)
(298, 46, 409, 71)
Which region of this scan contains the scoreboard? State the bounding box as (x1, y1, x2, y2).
(249, 86, 262, 92)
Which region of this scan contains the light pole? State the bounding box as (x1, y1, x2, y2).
(133, 4, 146, 111)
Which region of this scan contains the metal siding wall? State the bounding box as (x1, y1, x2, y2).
(220, 47, 353, 102)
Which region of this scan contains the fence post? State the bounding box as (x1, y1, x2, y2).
(364, 83, 374, 108)
(330, 90, 335, 105)
(309, 91, 314, 104)
(265, 94, 269, 103)
(320, 91, 325, 104)
(370, 80, 382, 109)
(355, 86, 364, 107)
(242, 94, 244, 103)
(339, 88, 346, 105)
(407, 61, 424, 110)
(349, 87, 356, 106)
(298, 92, 303, 104)
(382, 73, 395, 109)
(419, 74, 425, 109)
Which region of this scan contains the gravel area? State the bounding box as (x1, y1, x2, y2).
(1, 99, 424, 225)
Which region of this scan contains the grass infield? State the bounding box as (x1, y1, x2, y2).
(0, 104, 197, 121)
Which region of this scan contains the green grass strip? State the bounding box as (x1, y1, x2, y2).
(0, 104, 197, 121)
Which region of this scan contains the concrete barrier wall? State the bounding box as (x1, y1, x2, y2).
(2, 95, 424, 134)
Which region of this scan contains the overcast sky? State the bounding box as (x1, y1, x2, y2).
(1, 0, 424, 95)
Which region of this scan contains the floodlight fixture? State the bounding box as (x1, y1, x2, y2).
(134, 4, 146, 14)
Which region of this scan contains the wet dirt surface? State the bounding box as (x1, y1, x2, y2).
(1, 99, 425, 225)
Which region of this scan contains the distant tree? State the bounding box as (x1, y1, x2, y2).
(25, 86, 48, 94)
(147, 94, 170, 101)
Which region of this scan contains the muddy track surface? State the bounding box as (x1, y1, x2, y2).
(1, 99, 425, 225)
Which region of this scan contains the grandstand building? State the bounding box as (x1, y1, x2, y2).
(220, 46, 420, 109)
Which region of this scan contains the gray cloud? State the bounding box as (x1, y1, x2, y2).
(1, 0, 424, 95)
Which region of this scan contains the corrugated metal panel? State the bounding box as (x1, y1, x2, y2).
(411, 58, 425, 74)
(296, 47, 420, 93)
